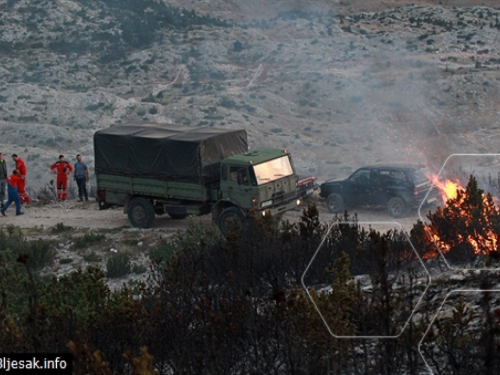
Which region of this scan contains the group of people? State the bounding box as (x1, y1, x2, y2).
(0, 153, 90, 217)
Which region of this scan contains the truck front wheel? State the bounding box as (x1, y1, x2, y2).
(128, 197, 155, 228)
(217, 207, 245, 236)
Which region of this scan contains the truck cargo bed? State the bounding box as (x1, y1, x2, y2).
(97, 174, 208, 202)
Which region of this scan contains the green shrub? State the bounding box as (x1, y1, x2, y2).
(73, 233, 105, 249)
(83, 251, 101, 262)
(26, 239, 56, 271)
(38, 266, 110, 323)
(85, 103, 104, 111)
(121, 238, 140, 246)
(50, 222, 73, 233)
(0, 228, 56, 272)
(0, 248, 31, 316)
(220, 97, 237, 109)
(131, 263, 147, 274)
(149, 220, 222, 262)
(106, 252, 131, 278)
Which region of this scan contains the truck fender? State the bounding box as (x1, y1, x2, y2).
(122, 194, 133, 214)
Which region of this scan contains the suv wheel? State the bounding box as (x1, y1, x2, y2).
(326, 193, 345, 214)
(387, 197, 407, 218)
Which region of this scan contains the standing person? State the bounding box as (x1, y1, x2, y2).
(74, 154, 90, 202)
(12, 154, 30, 204)
(0, 152, 7, 206)
(0, 169, 24, 216)
(50, 155, 73, 201)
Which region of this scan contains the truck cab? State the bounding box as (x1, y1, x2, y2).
(213, 148, 301, 234)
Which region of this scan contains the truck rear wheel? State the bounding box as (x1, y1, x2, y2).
(217, 207, 245, 236)
(128, 197, 155, 228)
(326, 193, 345, 214)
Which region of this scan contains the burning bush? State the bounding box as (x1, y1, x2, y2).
(423, 175, 500, 265)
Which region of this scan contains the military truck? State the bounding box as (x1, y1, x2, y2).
(94, 124, 301, 233)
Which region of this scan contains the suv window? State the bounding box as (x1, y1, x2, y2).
(413, 168, 430, 184)
(376, 169, 410, 185)
(349, 169, 370, 184)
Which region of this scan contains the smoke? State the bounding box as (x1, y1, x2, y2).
(171, 1, 457, 178)
(212, 1, 500, 179)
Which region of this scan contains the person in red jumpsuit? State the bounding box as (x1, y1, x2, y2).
(11, 154, 30, 204)
(50, 155, 74, 201)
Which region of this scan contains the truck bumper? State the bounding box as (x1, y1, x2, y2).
(258, 198, 301, 217)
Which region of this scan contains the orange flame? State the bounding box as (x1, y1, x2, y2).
(426, 173, 462, 202)
(424, 173, 498, 256)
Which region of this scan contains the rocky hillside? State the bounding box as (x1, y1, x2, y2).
(1, 0, 500, 191)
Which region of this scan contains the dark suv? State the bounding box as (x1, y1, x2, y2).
(319, 164, 437, 218)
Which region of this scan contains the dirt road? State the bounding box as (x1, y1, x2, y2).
(3, 198, 423, 234)
(5, 200, 206, 230)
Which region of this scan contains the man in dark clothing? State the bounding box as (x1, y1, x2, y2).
(0, 152, 7, 206)
(73, 154, 90, 201)
(1, 169, 23, 216)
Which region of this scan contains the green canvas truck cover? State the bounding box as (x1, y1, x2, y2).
(94, 124, 248, 183)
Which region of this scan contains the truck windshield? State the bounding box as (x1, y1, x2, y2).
(252, 155, 294, 185)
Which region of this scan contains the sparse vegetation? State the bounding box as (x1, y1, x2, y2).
(106, 251, 131, 278)
(131, 263, 147, 274)
(83, 250, 102, 262)
(0, 192, 500, 373)
(25, 239, 57, 271)
(50, 222, 73, 234)
(73, 233, 106, 249)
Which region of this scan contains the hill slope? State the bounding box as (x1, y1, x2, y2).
(0, 0, 500, 192)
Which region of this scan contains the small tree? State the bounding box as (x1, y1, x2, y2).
(233, 40, 243, 52)
(425, 175, 500, 265)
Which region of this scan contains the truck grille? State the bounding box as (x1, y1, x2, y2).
(271, 191, 296, 206)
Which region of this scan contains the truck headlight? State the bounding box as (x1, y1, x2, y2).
(296, 199, 301, 206)
(261, 200, 273, 208)
(252, 197, 257, 209)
